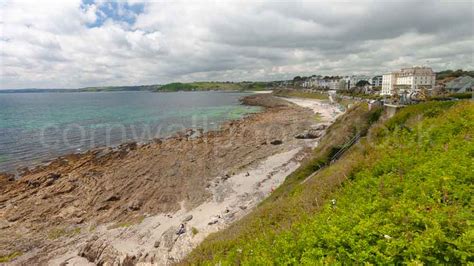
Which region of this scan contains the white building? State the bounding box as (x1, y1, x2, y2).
(342, 75, 371, 89)
(371, 75, 383, 87)
(381, 67, 436, 95)
(302, 76, 344, 90)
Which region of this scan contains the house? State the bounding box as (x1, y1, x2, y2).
(302, 76, 344, 90)
(319, 78, 346, 90)
(302, 76, 320, 88)
(370, 75, 383, 87)
(381, 67, 436, 96)
(342, 75, 371, 90)
(445, 76, 473, 93)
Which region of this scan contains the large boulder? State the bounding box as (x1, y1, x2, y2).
(78, 236, 121, 265)
(295, 130, 322, 139)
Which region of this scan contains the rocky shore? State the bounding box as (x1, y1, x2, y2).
(0, 94, 342, 265)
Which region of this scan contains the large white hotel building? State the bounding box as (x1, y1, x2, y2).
(381, 67, 436, 96)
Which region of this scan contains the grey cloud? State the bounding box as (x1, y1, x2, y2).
(0, 0, 473, 89)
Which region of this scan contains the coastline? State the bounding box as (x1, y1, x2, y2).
(0, 91, 259, 175)
(0, 94, 343, 265)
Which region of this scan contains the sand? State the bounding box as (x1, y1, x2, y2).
(281, 97, 343, 123)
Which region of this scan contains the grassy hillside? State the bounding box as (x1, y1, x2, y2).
(79, 85, 160, 92)
(273, 89, 329, 100)
(186, 100, 473, 264)
(436, 69, 474, 80)
(1, 82, 272, 93)
(0, 86, 158, 93)
(156, 82, 271, 92)
(185, 102, 383, 263)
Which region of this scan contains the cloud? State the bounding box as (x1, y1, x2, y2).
(0, 0, 473, 89)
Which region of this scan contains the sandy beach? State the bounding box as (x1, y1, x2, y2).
(0, 94, 343, 265)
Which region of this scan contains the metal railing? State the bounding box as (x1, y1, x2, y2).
(301, 132, 361, 184)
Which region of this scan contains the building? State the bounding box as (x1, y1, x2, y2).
(381, 67, 436, 96)
(370, 75, 383, 87)
(302, 76, 322, 88)
(445, 76, 473, 93)
(302, 76, 344, 90)
(341, 75, 371, 90)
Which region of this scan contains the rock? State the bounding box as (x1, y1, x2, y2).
(95, 203, 109, 211)
(127, 199, 142, 211)
(43, 173, 61, 187)
(18, 166, 31, 176)
(78, 237, 120, 265)
(104, 193, 121, 202)
(6, 212, 22, 222)
(48, 173, 61, 180)
(224, 212, 235, 220)
(0, 220, 10, 229)
(122, 255, 138, 266)
(121, 142, 138, 151)
(270, 140, 283, 145)
(295, 130, 321, 139)
(182, 215, 193, 222)
(160, 226, 178, 251)
(208, 219, 218, 225)
(313, 124, 327, 130)
(26, 180, 41, 188)
(74, 217, 85, 224)
(185, 128, 203, 140)
(93, 148, 112, 160)
(154, 241, 160, 248)
(239, 205, 247, 210)
(0, 172, 15, 182)
(54, 182, 76, 195)
(176, 224, 186, 235)
(44, 179, 55, 187)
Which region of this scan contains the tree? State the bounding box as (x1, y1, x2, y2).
(293, 76, 302, 82)
(356, 80, 370, 87)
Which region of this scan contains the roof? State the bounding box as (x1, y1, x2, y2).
(445, 76, 474, 92)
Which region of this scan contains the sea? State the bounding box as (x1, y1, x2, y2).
(0, 91, 260, 173)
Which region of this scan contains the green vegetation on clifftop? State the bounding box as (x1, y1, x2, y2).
(187, 100, 473, 264)
(156, 81, 271, 92)
(273, 89, 329, 100)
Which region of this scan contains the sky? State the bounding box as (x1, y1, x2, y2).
(0, 0, 473, 89)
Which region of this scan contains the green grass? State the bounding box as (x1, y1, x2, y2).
(0, 251, 23, 263)
(186, 100, 473, 264)
(430, 92, 473, 101)
(192, 227, 199, 236)
(313, 113, 323, 123)
(273, 89, 329, 100)
(156, 81, 271, 92)
(157, 82, 199, 92)
(337, 90, 383, 100)
(48, 227, 81, 240)
(107, 216, 145, 230)
(335, 97, 358, 109)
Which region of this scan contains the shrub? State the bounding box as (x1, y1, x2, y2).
(186, 101, 473, 264)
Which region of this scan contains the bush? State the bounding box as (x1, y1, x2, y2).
(187, 101, 474, 264)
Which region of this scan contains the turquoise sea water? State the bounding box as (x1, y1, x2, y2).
(0, 91, 260, 173)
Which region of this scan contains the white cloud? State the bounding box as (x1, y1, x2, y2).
(0, 0, 473, 89)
